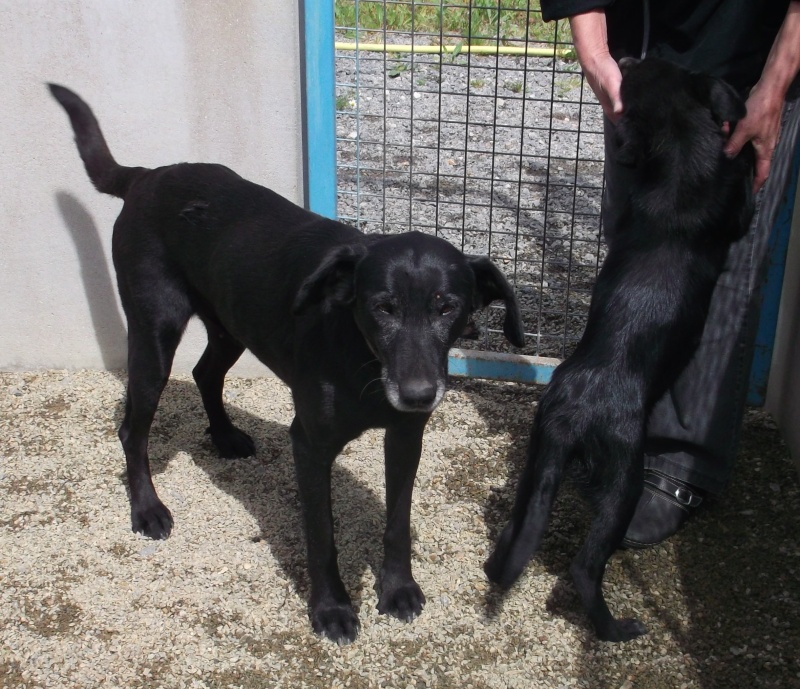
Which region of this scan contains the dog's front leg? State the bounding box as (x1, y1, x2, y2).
(378, 416, 428, 621)
(289, 418, 358, 643)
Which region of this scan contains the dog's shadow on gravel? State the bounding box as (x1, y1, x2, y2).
(110, 377, 387, 616)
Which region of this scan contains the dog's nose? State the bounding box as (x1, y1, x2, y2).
(399, 379, 438, 408)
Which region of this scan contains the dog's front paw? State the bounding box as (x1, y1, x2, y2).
(310, 603, 360, 644)
(595, 617, 647, 643)
(131, 499, 173, 540)
(207, 425, 255, 458)
(377, 580, 426, 622)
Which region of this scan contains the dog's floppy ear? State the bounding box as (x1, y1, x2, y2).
(293, 244, 367, 314)
(614, 118, 643, 167)
(699, 75, 746, 126)
(467, 256, 525, 347)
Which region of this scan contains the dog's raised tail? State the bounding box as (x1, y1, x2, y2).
(48, 83, 140, 198)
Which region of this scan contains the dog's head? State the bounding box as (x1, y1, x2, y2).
(615, 57, 746, 167)
(293, 231, 524, 413)
(614, 57, 754, 237)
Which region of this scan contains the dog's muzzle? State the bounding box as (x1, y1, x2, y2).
(384, 376, 446, 413)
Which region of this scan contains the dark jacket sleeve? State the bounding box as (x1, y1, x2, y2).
(540, 0, 615, 22)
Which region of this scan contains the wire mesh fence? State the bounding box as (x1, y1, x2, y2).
(333, 1, 606, 361)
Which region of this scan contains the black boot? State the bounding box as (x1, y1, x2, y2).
(623, 470, 705, 548)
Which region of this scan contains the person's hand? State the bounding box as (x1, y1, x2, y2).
(582, 53, 624, 122)
(569, 10, 624, 122)
(724, 82, 784, 193)
(723, 1, 800, 193)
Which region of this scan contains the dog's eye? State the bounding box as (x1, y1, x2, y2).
(376, 302, 394, 315)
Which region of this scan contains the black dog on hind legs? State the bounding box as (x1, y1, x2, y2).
(50, 83, 525, 643)
(484, 58, 755, 642)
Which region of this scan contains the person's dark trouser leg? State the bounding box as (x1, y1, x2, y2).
(600, 85, 800, 546)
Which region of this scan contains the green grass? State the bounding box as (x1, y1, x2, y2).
(336, 91, 356, 110)
(555, 72, 581, 97)
(335, 1, 571, 45)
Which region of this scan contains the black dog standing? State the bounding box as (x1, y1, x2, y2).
(485, 58, 755, 641)
(50, 84, 524, 643)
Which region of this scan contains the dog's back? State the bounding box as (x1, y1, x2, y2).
(486, 58, 755, 642)
(113, 161, 360, 306)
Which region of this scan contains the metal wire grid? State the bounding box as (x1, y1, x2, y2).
(334, 1, 606, 361)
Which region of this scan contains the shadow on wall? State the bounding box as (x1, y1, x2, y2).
(56, 191, 127, 370)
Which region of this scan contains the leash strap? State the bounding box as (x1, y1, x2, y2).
(640, 0, 650, 59)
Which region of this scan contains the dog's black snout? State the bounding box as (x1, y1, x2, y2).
(399, 379, 438, 407)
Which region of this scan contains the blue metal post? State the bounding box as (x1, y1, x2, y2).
(302, 0, 338, 218)
(747, 141, 800, 405)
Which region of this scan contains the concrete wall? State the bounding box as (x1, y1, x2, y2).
(766, 181, 800, 472)
(0, 0, 303, 375)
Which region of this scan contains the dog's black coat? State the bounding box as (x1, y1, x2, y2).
(484, 58, 755, 641)
(50, 84, 524, 643)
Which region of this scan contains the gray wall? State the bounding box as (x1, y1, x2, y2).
(0, 0, 303, 375)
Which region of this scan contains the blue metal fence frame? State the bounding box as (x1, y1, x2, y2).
(302, 0, 338, 219)
(303, 2, 799, 398)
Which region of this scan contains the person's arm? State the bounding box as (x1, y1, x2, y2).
(724, 1, 800, 192)
(569, 9, 624, 122)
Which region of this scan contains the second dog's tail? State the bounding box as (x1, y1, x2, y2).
(484, 415, 566, 588)
(48, 83, 141, 198)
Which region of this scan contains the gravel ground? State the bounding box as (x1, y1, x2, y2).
(2, 369, 799, 689)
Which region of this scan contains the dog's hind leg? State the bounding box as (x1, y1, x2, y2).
(377, 416, 428, 621)
(118, 281, 192, 540)
(570, 441, 646, 642)
(484, 415, 569, 589)
(193, 316, 255, 458)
